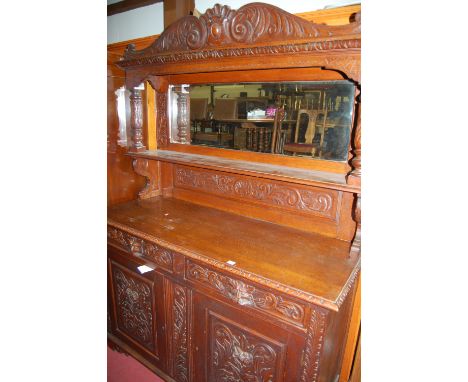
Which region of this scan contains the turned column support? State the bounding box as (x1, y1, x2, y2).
(129, 87, 146, 152)
(348, 91, 361, 258)
(174, 85, 190, 144)
(132, 158, 160, 199)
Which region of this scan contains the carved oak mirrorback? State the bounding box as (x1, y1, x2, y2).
(109, 3, 361, 382)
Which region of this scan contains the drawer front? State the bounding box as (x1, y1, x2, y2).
(186, 259, 308, 329)
(107, 226, 173, 273)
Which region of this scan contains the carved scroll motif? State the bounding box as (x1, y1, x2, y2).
(108, 227, 173, 271)
(173, 285, 188, 382)
(124, 3, 360, 59)
(211, 320, 279, 382)
(133, 158, 160, 199)
(175, 166, 334, 218)
(113, 267, 156, 352)
(129, 88, 145, 152)
(187, 262, 305, 326)
(300, 309, 328, 382)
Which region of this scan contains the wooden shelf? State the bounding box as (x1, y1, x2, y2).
(108, 197, 360, 311)
(128, 150, 359, 193)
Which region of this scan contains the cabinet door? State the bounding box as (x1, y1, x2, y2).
(108, 246, 166, 368)
(192, 292, 304, 382)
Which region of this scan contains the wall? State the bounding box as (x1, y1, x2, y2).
(107, 0, 359, 44)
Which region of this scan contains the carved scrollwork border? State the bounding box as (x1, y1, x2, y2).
(108, 226, 173, 272)
(186, 261, 307, 327)
(175, 165, 337, 219)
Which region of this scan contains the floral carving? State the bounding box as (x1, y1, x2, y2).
(173, 285, 188, 382)
(175, 166, 334, 218)
(108, 227, 173, 271)
(123, 3, 360, 60)
(187, 262, 305, 326)
(211, 320, 278, 382)
(113, 267, 156, 352)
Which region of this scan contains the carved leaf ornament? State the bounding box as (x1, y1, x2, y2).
(123, 2, 360, 59)
(212, 321, 278, 382)
(175, 167, 333, 217)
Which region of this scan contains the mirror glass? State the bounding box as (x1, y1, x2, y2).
(169, 81, 355, 161)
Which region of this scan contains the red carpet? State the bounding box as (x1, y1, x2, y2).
(107, 347, 164, 382)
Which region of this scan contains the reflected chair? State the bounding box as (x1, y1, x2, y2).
(283, 109, 325, 156)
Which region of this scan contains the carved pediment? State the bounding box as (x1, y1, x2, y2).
(123, 2, 361, 60)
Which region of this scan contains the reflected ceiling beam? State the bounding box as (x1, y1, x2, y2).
(108, 0, 163, 16)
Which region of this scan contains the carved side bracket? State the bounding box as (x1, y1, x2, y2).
(132, 158, 161, 199)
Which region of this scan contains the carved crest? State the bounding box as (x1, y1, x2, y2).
(122, 2, 360, 62)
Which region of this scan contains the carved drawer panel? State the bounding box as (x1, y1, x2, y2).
(108, 226, 173, 273)
(186, 260, 308, 328)
(110, 260, 158, 355)
(174, 165, 338, 220)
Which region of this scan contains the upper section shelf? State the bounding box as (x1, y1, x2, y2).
(128, 150, 360, 193)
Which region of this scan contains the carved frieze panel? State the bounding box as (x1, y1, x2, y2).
(187, 261, 306, 327)
(172, 284, 189, 382)
(175, 165, 337, 219)
(108, 227, 173, 272)
(209, 314, 284, 382)
(112, 263, 157, 353)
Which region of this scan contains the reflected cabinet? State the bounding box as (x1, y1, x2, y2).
(108, 3, 361, 382)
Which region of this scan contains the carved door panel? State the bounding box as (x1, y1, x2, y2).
(192, 292, 304, 382)
(108, 246, 167, 369)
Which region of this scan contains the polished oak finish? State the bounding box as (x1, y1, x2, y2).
(108, 3, 361, 381)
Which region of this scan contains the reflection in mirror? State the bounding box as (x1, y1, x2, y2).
(169, 81, 355, 161)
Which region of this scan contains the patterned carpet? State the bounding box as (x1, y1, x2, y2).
(107, 347, 164, 382)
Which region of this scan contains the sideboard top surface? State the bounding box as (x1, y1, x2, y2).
(108, 196, 360, 310)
